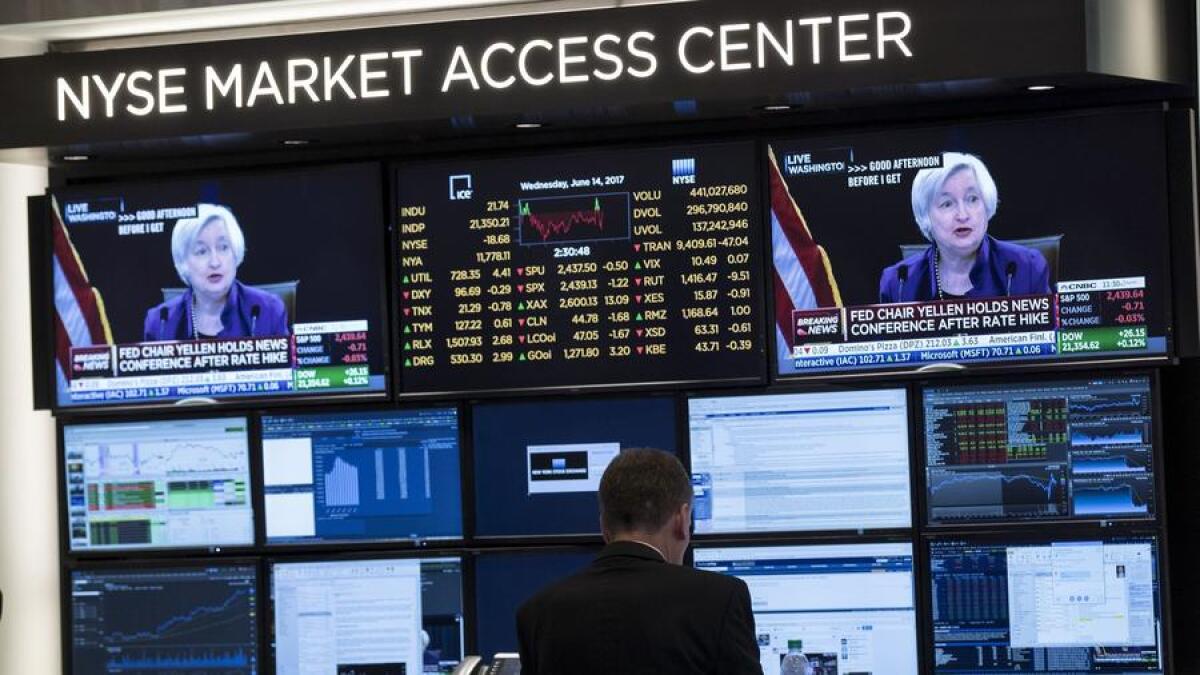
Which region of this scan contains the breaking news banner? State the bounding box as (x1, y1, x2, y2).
(769, 110, 1169, 375)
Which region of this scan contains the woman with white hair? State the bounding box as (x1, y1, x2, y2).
(878, 152, 1049, 303)
(142, 203, 288, 340)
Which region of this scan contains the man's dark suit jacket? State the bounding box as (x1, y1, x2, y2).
(515, 541, 763, 675)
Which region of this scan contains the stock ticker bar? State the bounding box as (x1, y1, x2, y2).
(789, 278, 1151, 371)
(396, 142, 766, 393)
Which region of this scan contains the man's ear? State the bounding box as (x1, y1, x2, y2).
(673, 503, 691, 540)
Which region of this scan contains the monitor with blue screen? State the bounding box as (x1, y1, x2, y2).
(693, 542, 920, 675)
(262, 408, 462, 545)
(929, 535, 1164, 673)
(472, 396, 677, 538)
(473, 549, 596, 659)
(689, 388, 911, 534)
(63, 416, 254, 552)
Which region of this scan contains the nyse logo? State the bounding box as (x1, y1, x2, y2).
(449, 174, 474, 200)
(672, 158, 696, 185)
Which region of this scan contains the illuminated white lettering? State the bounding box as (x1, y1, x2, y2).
(324, 55, 357, 100)
(206, 64, 243, 109)
(359, 51, 390, 98)
(125, 71, 155, 116)
(838, 13, 871, 62)
(57, 76, 89, 121)
(592, 34, 624, 81)
(158, 67, 187, 114)
(287, 59, 319, 104)
(719, 23, 752, 71)
(442, 46, 481, 92)
(796, 16, 833, 64)
(91, 73, 126, 118)
(518, 39, 554, 86)
(756, 21, 794, 67)
(627, 31, 658, 78)
(558, 35, 589, 84)
(481, 42, 516, 89)
(878, 11, 913, 58)
(679, 26, 715, 74)
(246, 61, 284, 107)
(390, 49, 423, 95)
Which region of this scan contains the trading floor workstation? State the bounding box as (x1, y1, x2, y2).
(7, 0, 1200, 672)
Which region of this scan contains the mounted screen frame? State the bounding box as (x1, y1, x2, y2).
(923, 528, 1171, 675)
(42, 161, 393, 413)
(915, 370, 1165, 530)
(257, 402, 467, 551)
(692, 535, 925, 675)
(686, 383, 917, 539)
(266, 550, 468, 675)
(61, 556, 266, 675)
(390, 137, 769, 399)
(468, 391, 684, 543)
(57, 411, 259, 559)
(767, 105, 1177, 383)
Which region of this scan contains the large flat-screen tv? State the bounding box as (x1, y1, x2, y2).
(921, 374, 1158, 526)
(394, 141, 767, 394)
(49, 163, 388, 408)
(261, 407, 463, 546)
(472, 395, 679, 538)
(689, 388, 912, 534)
(694, 542, 920, 675)
(63, 416, 254, 553)
(769, 109, 1171, 376)
(271, 555, 464, 674)
(929, 534, 1165, 673)
(69, 561, 260, 674)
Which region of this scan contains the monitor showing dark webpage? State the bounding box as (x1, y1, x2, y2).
(51, 163, 388, 407)
(770, 110, 1170, 376)
(472, 396, 677, 537)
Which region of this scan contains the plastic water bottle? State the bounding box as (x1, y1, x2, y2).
(779, 639, 811, 675)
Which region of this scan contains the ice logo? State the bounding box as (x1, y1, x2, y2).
(449, 174, 474, 200)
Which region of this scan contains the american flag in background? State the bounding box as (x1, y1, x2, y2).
(51, 197, 112, 389)
(768, 146, 842, 364)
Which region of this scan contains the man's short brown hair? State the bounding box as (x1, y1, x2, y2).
(598, 448, 692, 535)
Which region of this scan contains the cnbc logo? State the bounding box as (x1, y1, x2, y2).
(672, 158, 696, 185)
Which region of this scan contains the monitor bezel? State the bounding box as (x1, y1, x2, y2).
(390, 138, 770, 400)
(767, 106, 1177, 384)
(685, 381, 919, 540)
(47, 160, 394, 414)
(922, 526, 1170, 675)
(256, 401, 468, 551)
(57, 411, 260, 560)
(915, 369, 1165, 530)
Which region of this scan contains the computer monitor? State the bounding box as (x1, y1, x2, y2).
(929, 535, 1164, 673)
(694, 542, 919, 675)
(922, 375, 1157, 525)
(689, 389, 912, 534)
(69, 562, 260, 673)
(63, 416, 253, 552)
(271, 556, 464, 674)
(261, 408, 463, 545)
(472, 396, 678, 538)
(473, 549, 596, 659)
